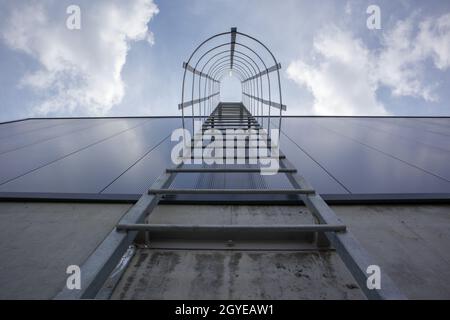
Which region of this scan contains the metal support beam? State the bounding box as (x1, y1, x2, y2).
(178, 92, 219, 110)
(230, 27, 237, 69)
(183, 62, 218, 82)
(243, 93, 286, 111)
(242, 63, 281, 83)
(148, 188, 315, 195)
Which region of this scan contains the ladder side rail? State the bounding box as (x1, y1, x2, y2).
(279, 156, 405, 300)
(54, 165, 182, 299)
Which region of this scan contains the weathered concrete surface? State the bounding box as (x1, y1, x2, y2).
(111, 249, 364, 300)
(333, 204, 450, 299)
(142, 205, 318, 249)
(0, 202, 449, 299)
(147, 205, 314, 225)
(0, 202, 131, 299)
(112, 204, 450, 299)
(111, 205, 364, 299)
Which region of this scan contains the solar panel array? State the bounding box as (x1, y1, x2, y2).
(1, 117, 450, 200)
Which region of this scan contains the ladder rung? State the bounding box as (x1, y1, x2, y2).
(192, 138, 272, 141)
(166, 168, 296, 173)
(202, 127, 258, 134)
(116, 223, 346, 233)
(206, 118, 256, 120)
(203, 123, 260, 126)
(202, 126, 261, 129)
(208, 119, 255, 121)
(211, 121, 254, 123)
(208, 119, 254, 121)
(148, 188, 315, 195)
(205, 120, 257, 123)
(205, 125, 258, 127)
(199, 133, 268, 136)
(178, 155, 285, 160)
(209, 117, 253, 119)
(189, 145, 278, 149)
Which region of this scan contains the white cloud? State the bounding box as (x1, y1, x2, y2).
(416, 13, 450, 70)
(287, 26, 384, 115)
(377, 17, 436, 101)
(287, 13, 450, 115)
(0, 0, 159, 116)
(344, 2, 352, 16)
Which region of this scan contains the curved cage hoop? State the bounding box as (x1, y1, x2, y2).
(179, 27, 286, 136)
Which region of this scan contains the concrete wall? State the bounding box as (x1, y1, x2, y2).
(0, 202, 131, 299)
(112, 249, 364, 300)
(112, 204, 450, 299)
(0, 202, 449, 299)
(333, 204, 450, 299)
(111, 205, 363, 299)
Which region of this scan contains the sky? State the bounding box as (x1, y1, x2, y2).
(1, 0, 450, 122)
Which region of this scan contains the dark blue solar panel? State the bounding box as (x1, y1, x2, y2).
(0, 119, 73, 139)
(0, 118, 182, 191)
(346, 118, 450, 153)
(0, 118, 147, 186)
(280, 118, 450, 194)
(0, 119, 117, 154)
(1, 116, 450, 197)
(414, 118, 450, 130)
(102, 136, 174, 194)
(379, 118, 450, 138)
(278, 133, 350, 194)
(307, 118, 450, 181)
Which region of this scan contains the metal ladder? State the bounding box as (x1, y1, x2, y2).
(56, 102, 405, 300)
(119, 103, 345, 240)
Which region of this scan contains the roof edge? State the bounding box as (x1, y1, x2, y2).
(2, 115, 450, 123)
(1, 192, 450, 205)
